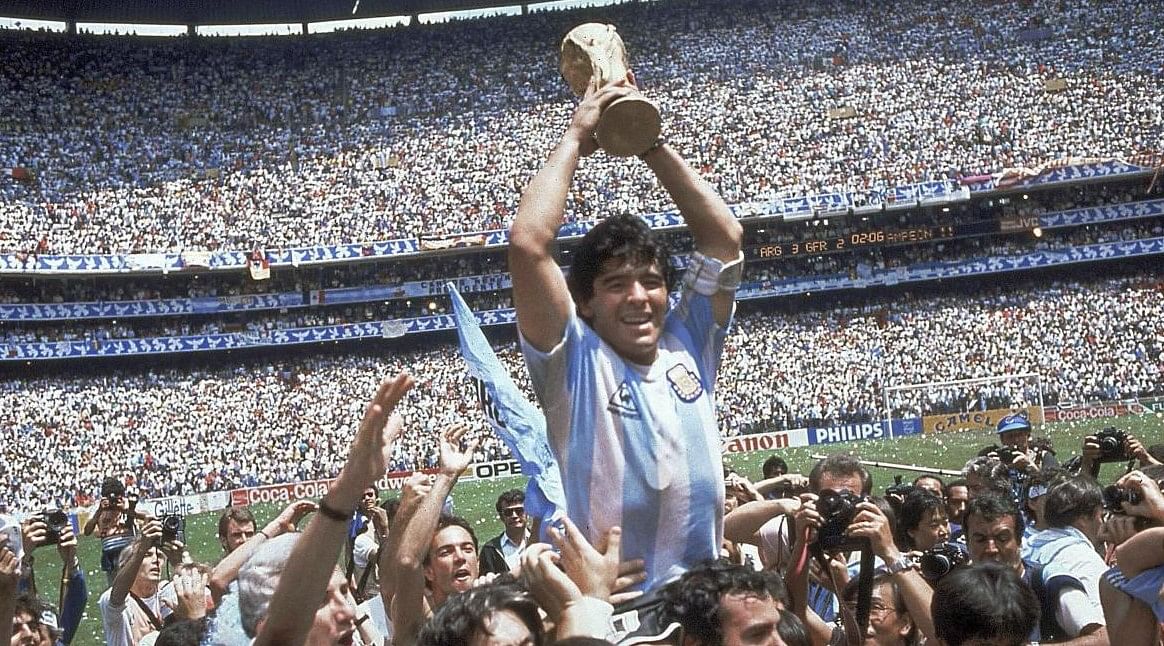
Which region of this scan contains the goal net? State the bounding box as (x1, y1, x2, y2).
(883, 372, 1045, 434)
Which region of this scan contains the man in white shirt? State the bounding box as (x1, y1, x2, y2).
(1025, 477, 1109, 645)
(98, 519, 173, 646)
(480, 490, 529, 576)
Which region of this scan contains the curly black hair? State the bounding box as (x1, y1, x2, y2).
(416, 581, 544, 646)
(661, 559, 787, 646)
(567, 212, 672, 307)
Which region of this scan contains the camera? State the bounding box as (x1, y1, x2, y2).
(1094, 427, 1129, 463)
(993, 445, 1024, 465)
(160, 514, 186, 543)
(1102, 484, 1142, 511)
(815, 489, 870, 552)
(884, 475, 915, 499)
(918, 542, 969, 582)
(38, 509, 70, 546)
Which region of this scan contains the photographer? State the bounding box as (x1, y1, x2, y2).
(1025, 477, 1108, 644)
(83, 478, 146, 586)
(785, 489, 936, 645)
(17, 516, 86, 645)
(98, 519, 173, 646)
(725, 455, 870, 625)
(995, 413, 1057, 472)
(1080, 429, 1160, 480)
(1099, 469, 1164, 643)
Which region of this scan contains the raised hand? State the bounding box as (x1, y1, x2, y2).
(1115, 471, 1164, 523)
(163, 569, 210, 620)
(549, 517, 623, 603)
(0, 543, 17, 596)
(567, 79, 637, 157)
(848, 501, 900, 561)
(20, 518, 47, 552)
(344, 372, 414, 489)
(400, 472, 432, 510)
(437, 422, 480, 478)
(56, 524, 78, 568)
(265, 500, 319, 538)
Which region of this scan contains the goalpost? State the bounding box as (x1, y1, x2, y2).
(882, 372, 1045, 437)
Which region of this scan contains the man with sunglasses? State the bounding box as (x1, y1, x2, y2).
(480, 490, 529, 576)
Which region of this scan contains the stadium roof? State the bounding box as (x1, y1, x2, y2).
(0, 0, 535, 25)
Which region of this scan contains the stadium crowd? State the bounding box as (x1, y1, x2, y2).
(1, 211, 1161, 345)
(1, 0, 1162, 254)
(4, 384, 1163, 646)
(1, 0, 1163, 643)
(0, 269, 1159, 512)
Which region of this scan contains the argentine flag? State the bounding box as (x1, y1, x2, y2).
(447, 284, 567, 540)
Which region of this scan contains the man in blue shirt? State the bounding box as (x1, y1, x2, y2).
(509, 76, 743, 639)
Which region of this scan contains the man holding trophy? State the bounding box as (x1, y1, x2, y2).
(509, 22, 744, 642)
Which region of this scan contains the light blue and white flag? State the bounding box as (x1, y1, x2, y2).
(447, 284, 566, 539)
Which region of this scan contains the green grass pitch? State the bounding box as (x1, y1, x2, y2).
(32, 415, 1162, 645)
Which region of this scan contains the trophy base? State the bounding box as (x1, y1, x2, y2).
(596, 96, 661, 158)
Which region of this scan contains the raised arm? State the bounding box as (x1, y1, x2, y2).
(209, 500, 317, 601)
(388, 423, 479, 646)
(377, 472, 431, 609)
(641, 142, 742, 325)
(82, 504, 108, 536)
(0, 543, 17, 646)
(255, 372, 412, 646)
(109, 519, 162, 606)
(850, 501, 936, 642)
(508, 81, 638, 352)
(723, 498, 801, 546)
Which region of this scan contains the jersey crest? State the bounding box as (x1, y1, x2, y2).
(607, 381, 641, 418)
(666, 363, 703, 402)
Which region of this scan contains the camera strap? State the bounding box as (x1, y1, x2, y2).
(810, 544, 873, 646)
(129, 592, 165, 632)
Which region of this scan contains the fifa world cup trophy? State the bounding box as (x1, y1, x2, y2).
(560, 23, 661, 157)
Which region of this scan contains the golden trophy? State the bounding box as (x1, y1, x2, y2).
(560, 23, 661, 157)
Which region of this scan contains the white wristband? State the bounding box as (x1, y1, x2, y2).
(682, 250, 745, 296)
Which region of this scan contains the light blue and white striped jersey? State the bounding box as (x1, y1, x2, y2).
(521, 289, 728, 592)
